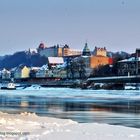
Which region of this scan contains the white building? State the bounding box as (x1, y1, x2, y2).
(48, 57, 64, 69)
(1, 68, 11, 79)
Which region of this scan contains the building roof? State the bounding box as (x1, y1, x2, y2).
(48, 57, 64, 64)
(118, 57, 140, 63)
(2, 68, 10, 73)
(94, 47, 106, 51)
(63, 44, 70, 48)
(40, 65, 48, 70)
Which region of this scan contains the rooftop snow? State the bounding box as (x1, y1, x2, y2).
(118, 57, 140, 62)
(48, 57, 64, 64)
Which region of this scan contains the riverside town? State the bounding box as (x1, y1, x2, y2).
(0, 42, 139, 90)
(1, 1, 140, 140)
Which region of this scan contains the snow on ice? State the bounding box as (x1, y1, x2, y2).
(0, 112, 140, 140)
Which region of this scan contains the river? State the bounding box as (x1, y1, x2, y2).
(0, 88, 140, 128)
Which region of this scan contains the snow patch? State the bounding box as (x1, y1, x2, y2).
(0, 112, 140, 139)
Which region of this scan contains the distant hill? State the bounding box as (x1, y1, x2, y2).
(0, 56, 4, 61)
(0, 51, 47, 69)
(107, 51, 131, 61)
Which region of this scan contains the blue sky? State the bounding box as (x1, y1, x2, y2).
(0, 0, 140, 55)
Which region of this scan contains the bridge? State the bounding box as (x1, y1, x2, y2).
(87, 75, 140, 83)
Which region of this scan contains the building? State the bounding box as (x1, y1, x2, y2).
(48, 57, 64, 69)
(82, 43, 91, 56)
(93, 47, 107, 57)
(117, 49, 140, 76)
(62, 44, 82, 56)
(38, 43, 82, 57)
(135, 48, 140, 57)
(89, 47, 112, 69)
(39, 45, 59, 57)
(62, 44, 70, 56)
(46, 70, 54, 77)
(37, 43, 46, 53)
(68, 49, 81, 56)
(1, 68, 11, 79)
(29, 67, 40, 78)
(14, 65, 30, 79)
(51, 69, 66, 78)
(67, 45, 113, 77)
(117, 57, 138, 76)
(36, 69, 47, 78)
(90, 56, 112, 69)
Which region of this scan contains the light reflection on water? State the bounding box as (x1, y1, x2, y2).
(0, 88, 140, 128)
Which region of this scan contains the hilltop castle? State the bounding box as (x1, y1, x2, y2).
(37, 43, 81, 57)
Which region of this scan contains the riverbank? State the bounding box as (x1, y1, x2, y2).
(0, 112, 140, 140)
(1, 77, 140, 90)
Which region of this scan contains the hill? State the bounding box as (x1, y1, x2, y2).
(0, 51, 47, 69)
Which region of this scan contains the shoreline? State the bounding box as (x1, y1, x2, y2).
(1, 78, 140, 90)
(0, 112, 140, 140)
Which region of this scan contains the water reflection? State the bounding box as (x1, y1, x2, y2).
(0, 89, 140, 128)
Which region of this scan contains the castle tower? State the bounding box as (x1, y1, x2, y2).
(37, 42, 46, 53)
(93, 47, 107, 57)
(62, 44, 70, 56)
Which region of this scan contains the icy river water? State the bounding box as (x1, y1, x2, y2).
(1, 88, 140, 128)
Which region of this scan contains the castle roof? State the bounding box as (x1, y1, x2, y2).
(94, 47, 106, 51)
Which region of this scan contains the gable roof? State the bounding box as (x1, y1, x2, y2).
(48, 57, 64, 64)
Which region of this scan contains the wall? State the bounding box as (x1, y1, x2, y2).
(90, 56, 110, 68)
(39, 47, 58, 57)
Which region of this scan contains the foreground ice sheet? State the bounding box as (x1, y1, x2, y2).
(0, 112, 140, 140)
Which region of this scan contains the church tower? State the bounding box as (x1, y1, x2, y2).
(82, 42, 91, 56)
